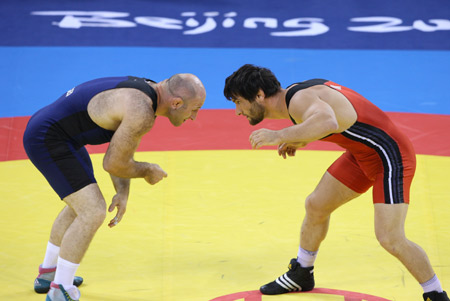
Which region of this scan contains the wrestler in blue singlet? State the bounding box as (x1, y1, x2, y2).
(23, 76, 157, 199)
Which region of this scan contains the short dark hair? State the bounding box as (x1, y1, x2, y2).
(224, 64, 281, 102)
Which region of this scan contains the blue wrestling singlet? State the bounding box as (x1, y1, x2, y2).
(23, 76, 158, 199)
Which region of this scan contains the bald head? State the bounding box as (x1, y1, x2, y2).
(167, 73, 206, 102)
(159, 73, 206, 126)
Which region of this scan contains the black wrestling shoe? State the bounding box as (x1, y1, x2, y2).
(260, 258, 314, 295)
(423, 291, 450, 301)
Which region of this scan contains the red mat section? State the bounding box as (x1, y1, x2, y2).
(1, 110, 449, 162)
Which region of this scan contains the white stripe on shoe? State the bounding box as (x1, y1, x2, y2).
(275, 277, 291, 291)
(275, 273, 301, 291)
(282, 274, 301, 290)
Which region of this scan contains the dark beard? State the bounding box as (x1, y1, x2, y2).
(248, 102, 265, 125)
(249, 116, 263, 125)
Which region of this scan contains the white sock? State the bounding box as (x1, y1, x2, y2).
(42, 241, 60, 269)
(421, 274, 443, 293)
(54, 256, 80, 289)
(297, 247, 318, 268)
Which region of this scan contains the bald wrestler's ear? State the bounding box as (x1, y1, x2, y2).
(171, 97, 183, 109)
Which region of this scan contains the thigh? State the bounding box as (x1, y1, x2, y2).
(374, 203, 408, 239)
(77, 146, 94, 172)
(25, 140, 97, 200)
(327, 150, 374, 194)
(64, 183, 106, 216)
(372, 153, 416, 204)
(308, 171, 363, 214)
(372, 171, 414, 204)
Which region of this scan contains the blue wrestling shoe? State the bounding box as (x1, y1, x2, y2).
(34, 265, 83, 294)
(260, 258, 314, 295)
(46, 282, 80, 301)
(423, 291, 450, 301)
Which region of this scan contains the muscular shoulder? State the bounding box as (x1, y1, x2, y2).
(288, 86, 325, 116)
(291, 85, 351, 108)
(291, 85, 328, 99)
(88, 88, 155, 135)
(287, 85, 340, 121)
(291, 84, 357, 130)
(117, 89, 155, 136)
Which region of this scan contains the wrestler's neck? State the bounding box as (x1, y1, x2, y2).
(151, 81, 165, 116)
(262, 89, 290, 120)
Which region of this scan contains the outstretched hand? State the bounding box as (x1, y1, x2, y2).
(108, 193, 128, 228)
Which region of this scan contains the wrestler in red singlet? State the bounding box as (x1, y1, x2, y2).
(285, 79, 416, 204)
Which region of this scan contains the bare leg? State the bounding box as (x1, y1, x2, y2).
(38, 184, 104, 295)
(300, 172, 361, 251)
(374, 203, 435, 283)
(60, 183, 107, 263)
(48, 206, 77, 246)
(260, 172, 363, 295)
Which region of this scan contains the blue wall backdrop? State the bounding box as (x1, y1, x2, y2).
(0, 0, 449, 117)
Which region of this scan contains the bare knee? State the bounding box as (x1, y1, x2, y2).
(78, 200, 106, 229)
(376, 231, 407, 256)
(304, 179, 357, 222)
(65, 185, 107, 229)
(88, 202, 107, 228)
(305, 193, 332, 222)
(374, 204, 410, 257)
(62, 206, 77, 220)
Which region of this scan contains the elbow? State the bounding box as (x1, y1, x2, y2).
(324, 117, 339, 134)
(103, 159, 116, 175)
(103, 157, 127, 177)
